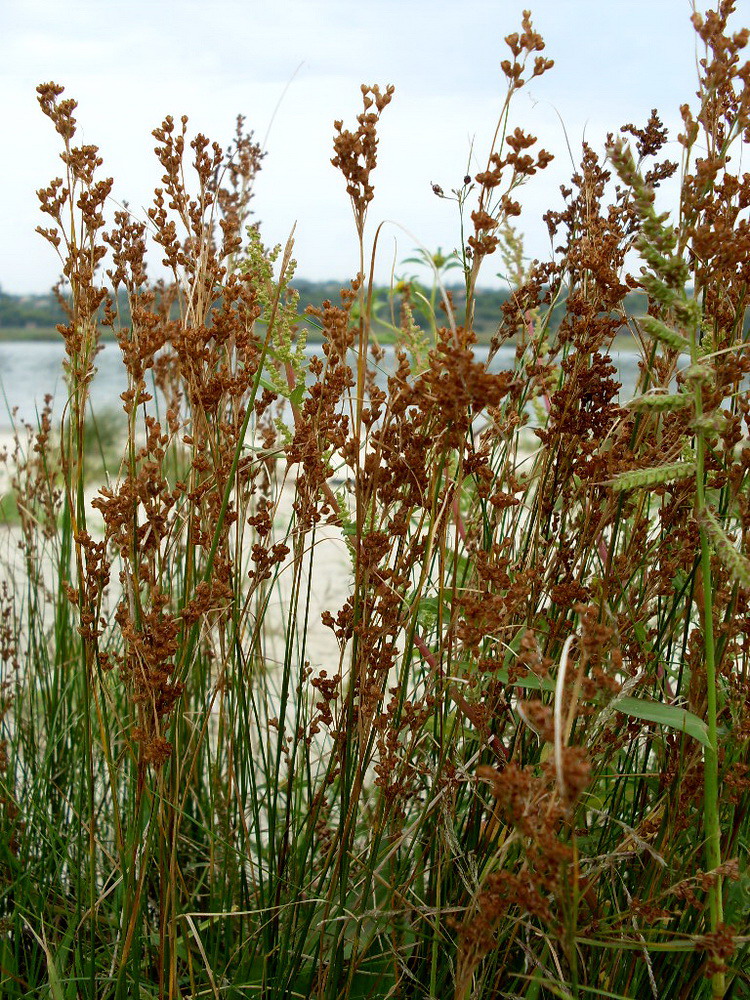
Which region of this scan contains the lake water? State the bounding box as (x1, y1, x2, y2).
(0, 339, 646, 433)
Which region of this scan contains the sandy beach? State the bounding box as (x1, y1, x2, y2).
(0, 425, 353, 677)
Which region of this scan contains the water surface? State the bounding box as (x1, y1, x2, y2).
(0, 339, 645, 433)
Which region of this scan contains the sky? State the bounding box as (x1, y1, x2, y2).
(0, 0, 712, 294)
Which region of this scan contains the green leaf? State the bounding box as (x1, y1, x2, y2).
(472, 665, 556, 694)
(289, 384, 306, 407)
(469, 664, 710, 747)
(614, 696, 711, 748)
(416, 595, 452, 626)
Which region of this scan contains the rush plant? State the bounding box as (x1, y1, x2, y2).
(0, 4, 749, 999)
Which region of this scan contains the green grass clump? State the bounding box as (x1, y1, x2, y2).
(1, 7, 749, 1000)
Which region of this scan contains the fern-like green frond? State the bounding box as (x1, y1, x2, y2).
(700, 508, 750, 590)
(609, 461, 696, 492)
(639, 316, 689, 352)
(626, 392, 691, 412)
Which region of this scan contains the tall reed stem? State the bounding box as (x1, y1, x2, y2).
(692, 336, 726, 1000)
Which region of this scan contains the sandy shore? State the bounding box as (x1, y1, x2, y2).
(0, 420, 541, 677)
(0, 425, 352, 672)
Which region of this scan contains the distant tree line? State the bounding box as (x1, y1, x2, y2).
(0, 289, 65, 329)
(1, 283, 519, 339)
(0, 282, 698, 344)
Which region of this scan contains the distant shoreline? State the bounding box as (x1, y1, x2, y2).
(0, 326, 642, 352)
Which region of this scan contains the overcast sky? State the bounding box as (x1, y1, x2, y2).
(1, 0, 713, 294)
